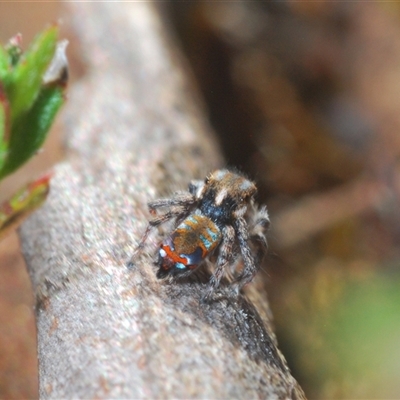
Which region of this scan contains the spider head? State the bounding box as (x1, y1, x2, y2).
(200, 169, 257, 223)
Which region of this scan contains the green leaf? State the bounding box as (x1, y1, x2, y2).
(0, 142, 6, 171)
(0, 173, 51, 239)
(7, 25, 58, 123)
(0, 85, 9, 171)
(0, 92, 6, 144)
(0, 105, 5, 170)
(5, 33, 23, 68)
(0, 45, 10, 81)
(0, 86, 64, 179)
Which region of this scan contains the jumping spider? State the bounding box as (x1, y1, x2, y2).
(130, 169, 270, 298)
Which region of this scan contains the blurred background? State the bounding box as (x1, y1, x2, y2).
(1, 1, 400, 398)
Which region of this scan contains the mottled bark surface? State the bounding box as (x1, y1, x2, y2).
(19, 3, 305, 399)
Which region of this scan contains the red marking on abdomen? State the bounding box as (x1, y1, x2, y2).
(161, 244, 188, 265)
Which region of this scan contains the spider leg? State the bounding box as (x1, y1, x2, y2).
(251, 205, 270, 233)
(232, 216, 258, 292)
(203, 225, 235, 300)
(148, 191, 196, 214)
(174, 208, 192, 228)
(148, 190, 198, 228)
(188, 180, 205, 198)
(248, 205, 270, 266)
(127, 206, 188, 267)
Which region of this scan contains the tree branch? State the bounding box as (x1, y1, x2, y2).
(19, 3, 305, 398)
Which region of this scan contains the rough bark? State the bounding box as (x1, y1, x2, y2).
(19, 3, 305, 399)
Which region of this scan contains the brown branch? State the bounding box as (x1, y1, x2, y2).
(274, 176, 388, 249)
(19, 3, 305, 399)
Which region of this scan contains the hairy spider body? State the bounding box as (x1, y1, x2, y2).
(131, 169, 270, 296)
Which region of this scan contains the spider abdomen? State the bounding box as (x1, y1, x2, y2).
(157, 212, 222, 276)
